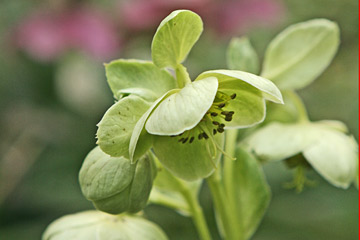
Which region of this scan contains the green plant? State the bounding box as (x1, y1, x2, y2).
(42, 10, 358, 240)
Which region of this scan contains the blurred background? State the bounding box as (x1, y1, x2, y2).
(0, 0, 358, 239)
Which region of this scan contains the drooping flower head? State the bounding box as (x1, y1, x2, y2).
(96, 10, 283, 181)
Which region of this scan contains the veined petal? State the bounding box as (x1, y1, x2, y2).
(105, 59, 177, 100)
(151, 10, 203, 68)
(196, 70, 283, 104)
(218, 82, 265, 128)
(96, 95, 152, 158)
(152, 132, 224, 181)
(244, 122, 312, 161)
(129, 89, 180, 163)
(303, 125, 358, 188)
(145, 77, 219, 135)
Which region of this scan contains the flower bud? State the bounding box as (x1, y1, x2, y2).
(79, 147, 156, 214)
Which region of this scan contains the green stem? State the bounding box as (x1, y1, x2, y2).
(223, 129, 238, 196)
(207, 169, 238, 240)
(176, 64, 192, 88)
(150, 152, 211, 240)
(286, 91, 309, 123)
(180, 185, 212, 240)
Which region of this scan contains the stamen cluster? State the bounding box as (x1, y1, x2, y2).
(172, 91, 237, 144)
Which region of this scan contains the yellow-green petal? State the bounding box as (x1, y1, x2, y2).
(152, 133, 224, 181)
(96, 95, 152, 159)
(196, 70, 283, 104)
(146, 77, 219, 135)
(261, 19, 339, 90)
(105, 59, 177, 100)
(151, 10, 203, 68)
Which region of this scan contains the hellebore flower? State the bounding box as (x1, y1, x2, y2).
(42, 210, 168, 240)
(240, 18, 358, 189)
(244, 120, 358, 188)
(79, 147, 156, 214)
(96, 10, 283, 181)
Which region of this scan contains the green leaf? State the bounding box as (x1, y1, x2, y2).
(96, 95, 152, 159)
(152, 132, 224, 181)
(261, 19, 340, 90)
(226, 37, 260, 74)
(42, 211, 168, 240)
(230, 147, 271, 240)
(146, 77, 218, 135)
(196, 70, 283, 104)
(129, 89, 180, 162)
(151, 10, 203, 68)
(105, 59, 177, 100)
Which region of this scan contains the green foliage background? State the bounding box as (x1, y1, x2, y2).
(0, 0, 358, 239)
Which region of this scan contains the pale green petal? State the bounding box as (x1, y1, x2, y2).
(42, 211, 168, 240)
(303, 125, 358, 188)
(128, 154, 156, 212)
(96, 95, 152, 158)
(244, 123, 312, 161)
(196, 70, 283, 104)
(105, 59, 176, 99)
(261, 19, 339, 90)
(129, 89, 179, 162)
(315, 120, 348, 132)
(219, 84, 265, 128)
(146, 77, 219, 135)
(230, 147, 271, 240)
(79, 147, 133, 201)
(151, 10, 203, 68)
(226, 37, 260, 74)
(152, 133, 224, 181)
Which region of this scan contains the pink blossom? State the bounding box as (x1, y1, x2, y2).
(120, 0, 285, 37)
(15, 8, 120, 62)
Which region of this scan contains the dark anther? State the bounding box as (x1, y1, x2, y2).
(189, 137, 194, 143)
(228, 111, 234, 115)
(217, 127, 224, 133)
(221, 111, 230, 115)
(212, 121, 220, 125)
(182, 137, 189, 143)
(203, 132, 209, 139)
(211, 112, 218, 116)
(220, 123, 225, 128)
(225, 116, 232, 121)
(230, 93, 237, 99)
(178, 138, 185, 142)
(213, 129, 217, 135)
(198, 134, 203, 140)
(218, 103, 225, 108)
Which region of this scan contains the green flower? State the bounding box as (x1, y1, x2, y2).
(42, 210, 168, 240)
(244, 120, 358, 189)
(229, 18, 358, 189)
(96, 10, 283, 181)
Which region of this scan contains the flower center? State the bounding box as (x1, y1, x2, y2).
(171, 91, 237, 144)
